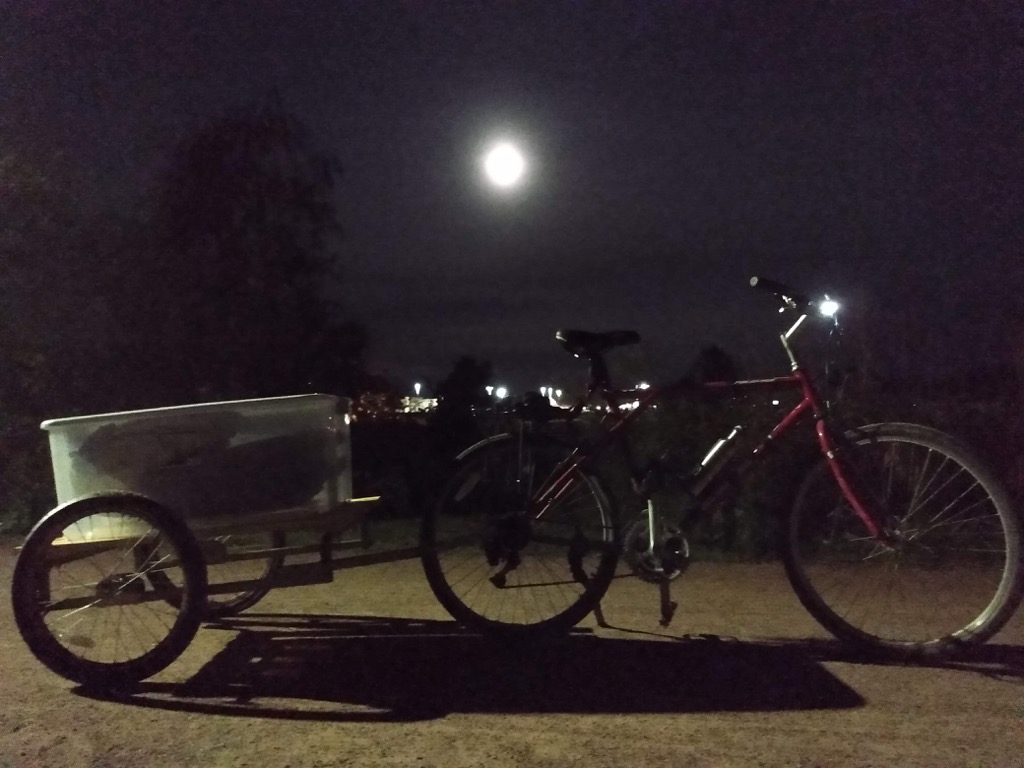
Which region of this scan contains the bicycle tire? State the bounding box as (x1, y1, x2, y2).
(144, 530, 285, 619)
(12, 493, 207, 686)
(783, 422, 1024, 659)
(201, 531, 285, 618)
(421, 433, 619, 636)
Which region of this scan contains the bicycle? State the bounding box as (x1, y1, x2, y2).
(420, 276, 1024, 659)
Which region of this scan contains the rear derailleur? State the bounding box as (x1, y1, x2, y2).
(483, 513, 531, 588)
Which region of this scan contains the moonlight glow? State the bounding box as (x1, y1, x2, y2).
(483, 143, 526, 187)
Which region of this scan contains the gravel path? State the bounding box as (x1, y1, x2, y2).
(2, 531, 1023, 768)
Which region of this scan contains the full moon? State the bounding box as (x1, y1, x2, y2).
(483, 143, 526, 187)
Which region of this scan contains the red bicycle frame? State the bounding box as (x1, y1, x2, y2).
(527, 329, 886, 542)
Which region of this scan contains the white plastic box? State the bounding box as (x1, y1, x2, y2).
(42, 395, 352, 536)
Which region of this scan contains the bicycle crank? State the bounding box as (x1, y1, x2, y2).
(622, 517, 690, 584)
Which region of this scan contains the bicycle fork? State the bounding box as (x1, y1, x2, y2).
(815, 421, 891, 543)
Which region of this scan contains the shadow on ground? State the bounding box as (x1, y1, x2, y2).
(768, 636, 1024, 684)
(74, 613, 869, 721)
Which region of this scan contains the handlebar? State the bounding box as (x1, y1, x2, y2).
(748, 276, 813, 310)
(545, 275, 842, 406)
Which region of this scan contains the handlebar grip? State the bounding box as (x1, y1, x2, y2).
(749, 276, 811, 309)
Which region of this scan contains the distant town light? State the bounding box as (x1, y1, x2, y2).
(414, 382, 422, 396)
(486, 385, 494, 396)
(495, 386, 509, 399)
(638, 382, 650, 390)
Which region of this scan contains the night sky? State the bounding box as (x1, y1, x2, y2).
(4, 1, 1023, 394)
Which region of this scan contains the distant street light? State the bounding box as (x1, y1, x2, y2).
(414, 382, 422, 396)
(495, 386, 509, 399)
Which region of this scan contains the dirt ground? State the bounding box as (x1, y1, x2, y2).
(2, 526, 1023, 768)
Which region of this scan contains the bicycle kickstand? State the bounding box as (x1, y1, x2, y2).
(658, 580, 677, 627)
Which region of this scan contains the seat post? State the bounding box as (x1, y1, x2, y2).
(588, 354, 611, 390)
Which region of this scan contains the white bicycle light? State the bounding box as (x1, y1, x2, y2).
(818, 296, 840, 318)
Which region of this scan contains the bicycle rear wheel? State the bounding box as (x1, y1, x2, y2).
(784, 422, 1023, 659)
(12, 493, 206, 686)
(421, 433, 619, 636)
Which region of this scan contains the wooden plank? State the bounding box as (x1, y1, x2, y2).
(36, 496, 382, 563)
(188, 496, 381, 538)
(206, 561, 334, 593)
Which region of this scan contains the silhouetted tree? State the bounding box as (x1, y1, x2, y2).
(124, 103, 365, 401)
(0, 147, 101, 526)
(687, 344, 740, 383)
(0, 114, 372, 529)
(431, 356, 493, 453)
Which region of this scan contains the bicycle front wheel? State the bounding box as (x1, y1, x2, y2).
(421, 433, 619, 636)
(784, 422, 1023, 659)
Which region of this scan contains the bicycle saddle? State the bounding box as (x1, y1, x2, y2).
(555, 329, 641, 357)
